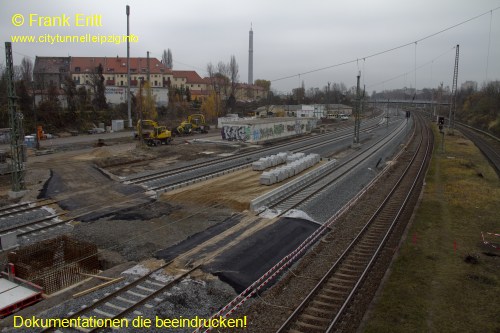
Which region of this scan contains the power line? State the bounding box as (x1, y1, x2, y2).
(367, 46, 456, 89)
(271, 6, 500, 83)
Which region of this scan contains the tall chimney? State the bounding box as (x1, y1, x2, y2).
(248, 23, 253, 85)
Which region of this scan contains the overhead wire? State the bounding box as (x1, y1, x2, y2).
(366, 45, 456, 89)
(271, 6, 500, 83)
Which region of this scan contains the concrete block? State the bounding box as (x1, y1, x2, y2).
(260, 172, 275, 185)
(0, 231, 17, 250)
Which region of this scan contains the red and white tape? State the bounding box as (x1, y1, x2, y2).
(193, 209, 349, 332)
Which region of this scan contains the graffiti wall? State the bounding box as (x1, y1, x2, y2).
(221, 118, 317, 143)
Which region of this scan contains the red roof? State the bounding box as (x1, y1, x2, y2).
(70, 57, 172, 75)
(172, 70, 206, 84)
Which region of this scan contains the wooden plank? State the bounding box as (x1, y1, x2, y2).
(78, 273, 117, 281)
(72, 277, 124, 298)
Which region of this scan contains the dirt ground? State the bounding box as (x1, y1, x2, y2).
(0, 136, 268, 269)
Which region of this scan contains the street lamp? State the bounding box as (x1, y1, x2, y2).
(31, 80, 39, 149)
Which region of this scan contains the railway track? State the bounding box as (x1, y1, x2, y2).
(36, 204, 246, 333)
(267, 119, 409, 214)
(146, 121, 402, 195)
(275, 113, 431, 333)
(123, 117, 386, 190)
(0, 190, 152, 242)
(193, 114, 427, 333)
(0, 199, 68, 240)
(457, 123, 500, 176)
(39, 262, 199, 333)
(0, 199, 56, 217)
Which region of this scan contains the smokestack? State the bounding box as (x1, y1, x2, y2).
(248, 23, 253, 85)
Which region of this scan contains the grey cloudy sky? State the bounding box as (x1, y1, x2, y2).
(1, 0, 499, 94)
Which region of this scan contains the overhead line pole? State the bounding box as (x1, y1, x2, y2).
(5, 42, 26, 194)
(352, 73, 361, 147)
(448, 44, 459, 133)
(126, 5, 132, 128)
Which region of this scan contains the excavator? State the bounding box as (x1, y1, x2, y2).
(171, 114, 210, 136)
(187, 114, 210, 133)
(136, 120, 172, 146)
(173, 121, 193, 136)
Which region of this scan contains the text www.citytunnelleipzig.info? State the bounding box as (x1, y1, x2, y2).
(10, 33, 139, 45)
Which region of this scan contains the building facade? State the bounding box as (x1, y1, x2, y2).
(33, 56, 268, 107)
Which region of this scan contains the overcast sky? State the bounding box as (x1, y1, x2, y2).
(1, 0, 499, 94)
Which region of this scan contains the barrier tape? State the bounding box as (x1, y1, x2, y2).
(193, 125, 409, 332)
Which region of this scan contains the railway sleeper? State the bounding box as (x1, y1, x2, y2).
(351, 249, 373, 256)
(329, 276, 356, 287)
(295, 319, 329, 332)
(336, 271, 359, 279)
(300, 313, 331, 323)
(310, 299, 339, 310)
(305, 305, 337, 316)
(288, 329, 307, 333)
(362, 233, 383, 241)
(378, 207, 402, 216)
(324, 283, 352, 292)
(370, 225, 391, 231)
(322, 285, 352, 296)
(340, 262, 366, 271)
(351, 248, 375, 256)
(356, 243, 378, 251)
(342, 257, 368, 264)
(315, 293, 345, 303)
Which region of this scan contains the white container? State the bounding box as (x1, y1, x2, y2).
(112, 119, 125, 132)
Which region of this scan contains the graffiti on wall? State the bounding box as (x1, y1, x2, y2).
(222, 119, 317, 142)
(221, 126, 250, 141)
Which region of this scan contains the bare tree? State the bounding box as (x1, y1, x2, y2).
(167, 49, 173, 69)
(162, 50, 167, 66)
(21, 57, 33, 84)
(20, 57, 33, 83)
(229, 55, 239, 96)
(206, 62, 216, 91)
(162, 49, 173, 69)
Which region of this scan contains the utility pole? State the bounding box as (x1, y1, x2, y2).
(327, 81, 331, 115)
(5, 42, 26, 194)
(31, 80, 39, 150)
(352, 73, 361, 147)
(386, 99, 389, 128)
(448, 44, 459, 133)
(146, 51, 150, 83)
(126, 5, 132, 128)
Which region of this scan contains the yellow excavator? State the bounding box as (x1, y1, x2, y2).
(173, 121, 193, 136)
(187, 114, 210, 133)
(136, 120, 172, 146)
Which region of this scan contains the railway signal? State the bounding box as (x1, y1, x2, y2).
(438, 116, 445, 131)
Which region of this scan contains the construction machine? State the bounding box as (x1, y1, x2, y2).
(187, 114, 210, 133)
(136, 120, 172, 146)
(172, 121, 193, 136)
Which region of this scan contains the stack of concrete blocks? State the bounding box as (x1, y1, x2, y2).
(260, 153, 320, 185)
(252, 152, 289, 171)
(286, 152, 306, 163)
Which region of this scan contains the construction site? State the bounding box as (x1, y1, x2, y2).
(0, 107, 356, 326)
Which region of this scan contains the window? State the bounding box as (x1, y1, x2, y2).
(75, 67, 81, 72)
